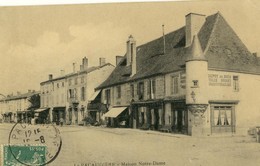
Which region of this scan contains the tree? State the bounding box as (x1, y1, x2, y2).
(28, 94, 40, 110)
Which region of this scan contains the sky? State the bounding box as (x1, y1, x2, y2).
(0, 0, 260, 96)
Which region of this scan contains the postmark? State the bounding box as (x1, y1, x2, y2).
(2, 145, 46, 166)
(7, 119, 62, 166)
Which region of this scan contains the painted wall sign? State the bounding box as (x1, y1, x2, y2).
(208, 74, 231, 86)
(180, 72, 186, 89)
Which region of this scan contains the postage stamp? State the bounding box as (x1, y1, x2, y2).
(6, 120, 62, 165)
(2, 145, 46, 166)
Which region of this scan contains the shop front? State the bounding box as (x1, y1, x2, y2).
(131, 100, 164, 131)
(34, 108, 50, 124)
(17, 111, 33, 123)
(52, 107, 66, 125)
(103, 106, 128, 128)
(3, 112, 13, 123)
(68, 100, 79, 125)
(209, 101, 238, 134)
(171, 101, 188, 134)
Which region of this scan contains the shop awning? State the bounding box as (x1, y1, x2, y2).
(34, 108, 49, 113)
(103, 107, 127, 118)
(88, 90, 101, 102)
(17, 110, 29, 114)
(52, 107, 66, 111)
(88, 109, 98, 112)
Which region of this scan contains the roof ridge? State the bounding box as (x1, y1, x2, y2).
(137, 26, 185, 49)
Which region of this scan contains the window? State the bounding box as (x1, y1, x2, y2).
(75, 78, 78, 85)
(61, 94, 64, 104)
(116, 86, 121, 98)
(74, 88, 78, 99)
(105, 89, 111, 105)
(138, 82, 144, 100)
(213, 106, 232, 126)
(152, 79, 156, 99)
(57, 83, 59, 88)
(81, 77, 84, 83)
(46, 96, 49, 106)
(81, 87, 85, 101)
(56, 95, 59, 105)
(68, 79, 72, 86)
(68, 89, 74, 99)
(233, 76, 239, 92)
(130, 84, 134, 98)
(147, 79, 156, 99)
(62, 82, 64, 87)
(171, 76, 178, 94)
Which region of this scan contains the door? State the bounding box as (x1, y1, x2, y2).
(172, 109, 187, 133)
(176, 110, 183, 132)
(153, 109, 159, 130)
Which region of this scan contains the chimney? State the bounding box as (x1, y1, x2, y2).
(60, 70, 65, 76)
(49, 74, 53, 80)
(126, 35, 136, 66)
(126, 35, 137, 76)
(99, 57, 106, 66)
(82, 57, 88, 70)
(73, 63, 76, 73)
(185, 13, 206, 47)
(253, 52, 258, 57)
(116, 56, 124, 65)
(28, 90, 31, 93)
(80, 65, 83, 71)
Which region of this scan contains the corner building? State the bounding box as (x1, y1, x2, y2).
(97, 12, 260, 136)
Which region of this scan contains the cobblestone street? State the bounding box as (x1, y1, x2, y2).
(1, 123, 260, 166)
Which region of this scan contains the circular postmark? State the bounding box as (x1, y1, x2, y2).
(8, 118, 62, 166)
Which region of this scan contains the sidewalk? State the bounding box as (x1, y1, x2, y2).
(1, 122, 256, 143)
(57, 124, 256, 142)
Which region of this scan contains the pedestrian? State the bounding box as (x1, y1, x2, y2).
(60, 117, 64, 127)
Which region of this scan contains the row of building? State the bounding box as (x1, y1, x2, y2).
(1, 12, 260, 136)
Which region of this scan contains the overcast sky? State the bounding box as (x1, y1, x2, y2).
(0, 0, 260, 96)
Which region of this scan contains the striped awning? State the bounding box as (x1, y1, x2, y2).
(88, 90, 101, 102)
(34, 108, 49, 113)
(103, 107, 127, 118)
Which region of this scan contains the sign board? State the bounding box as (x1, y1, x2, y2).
(208, 74, 231, 86)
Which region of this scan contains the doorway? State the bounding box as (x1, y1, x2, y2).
(171, 102, 187, 133)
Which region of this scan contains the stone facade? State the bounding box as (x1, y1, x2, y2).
(40, 57, 114, 125)
(96, 12, 260, 136)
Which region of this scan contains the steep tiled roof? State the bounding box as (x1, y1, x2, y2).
(205, 12, 260, 73)
(97, 12, 260, 89)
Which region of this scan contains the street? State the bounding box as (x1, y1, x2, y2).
(1, 123, 260, 166)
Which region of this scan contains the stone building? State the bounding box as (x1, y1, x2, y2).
(96, 12, 260, 136)
(39, 57, 114, 125)
(0, 90, 40, 123)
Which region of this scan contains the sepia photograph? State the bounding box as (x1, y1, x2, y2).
(1, 0, 260, 165)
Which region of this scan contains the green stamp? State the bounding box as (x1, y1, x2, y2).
(3, 145, 46, 166)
